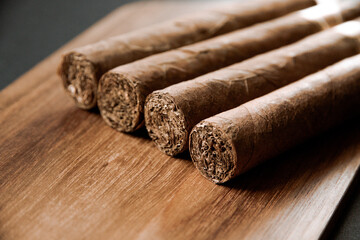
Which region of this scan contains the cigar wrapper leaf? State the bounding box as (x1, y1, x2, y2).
(145, 18, 360, 156)
(59, 0, 316, 109)
(98, 1, 360, 134)
(190, 54, 360, 183)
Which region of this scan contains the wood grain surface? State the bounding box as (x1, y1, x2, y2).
(0, 1, 359, 239)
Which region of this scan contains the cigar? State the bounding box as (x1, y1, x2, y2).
(145, 19, 360, 156)
(59, 0, 315, 110)
(98, 2, 360, 133)
(189, 54, 360, 183)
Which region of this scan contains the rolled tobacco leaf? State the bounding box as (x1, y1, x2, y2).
(98, 1, 360, 133)
(59, 0, 315, 109)
(190, 53, 360, 183)
(145, 19, 360, 156)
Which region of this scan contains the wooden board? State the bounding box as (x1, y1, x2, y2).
(1, 1, 359, 239)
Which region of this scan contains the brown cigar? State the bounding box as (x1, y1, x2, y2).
(189, 53, 360, 183)
(145, 19, 360, 156)
(98, 2, 360, 133)
(59, 0, 315, 110)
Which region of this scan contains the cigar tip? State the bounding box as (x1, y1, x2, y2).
(59, 52, 97, 109)
(190, 121, 236, 184)
(98, 72, 142, 132)
(145, 92, 188, 156)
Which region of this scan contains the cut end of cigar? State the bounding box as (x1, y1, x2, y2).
(59, 52, 98, 109)
(145, 92, 188, 156)
(98, 72, 141, 132)
(190, 121, 236, 184)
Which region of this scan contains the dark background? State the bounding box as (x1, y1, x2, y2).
(0, 0, 359, 239)
(0, 0, 134, 89)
